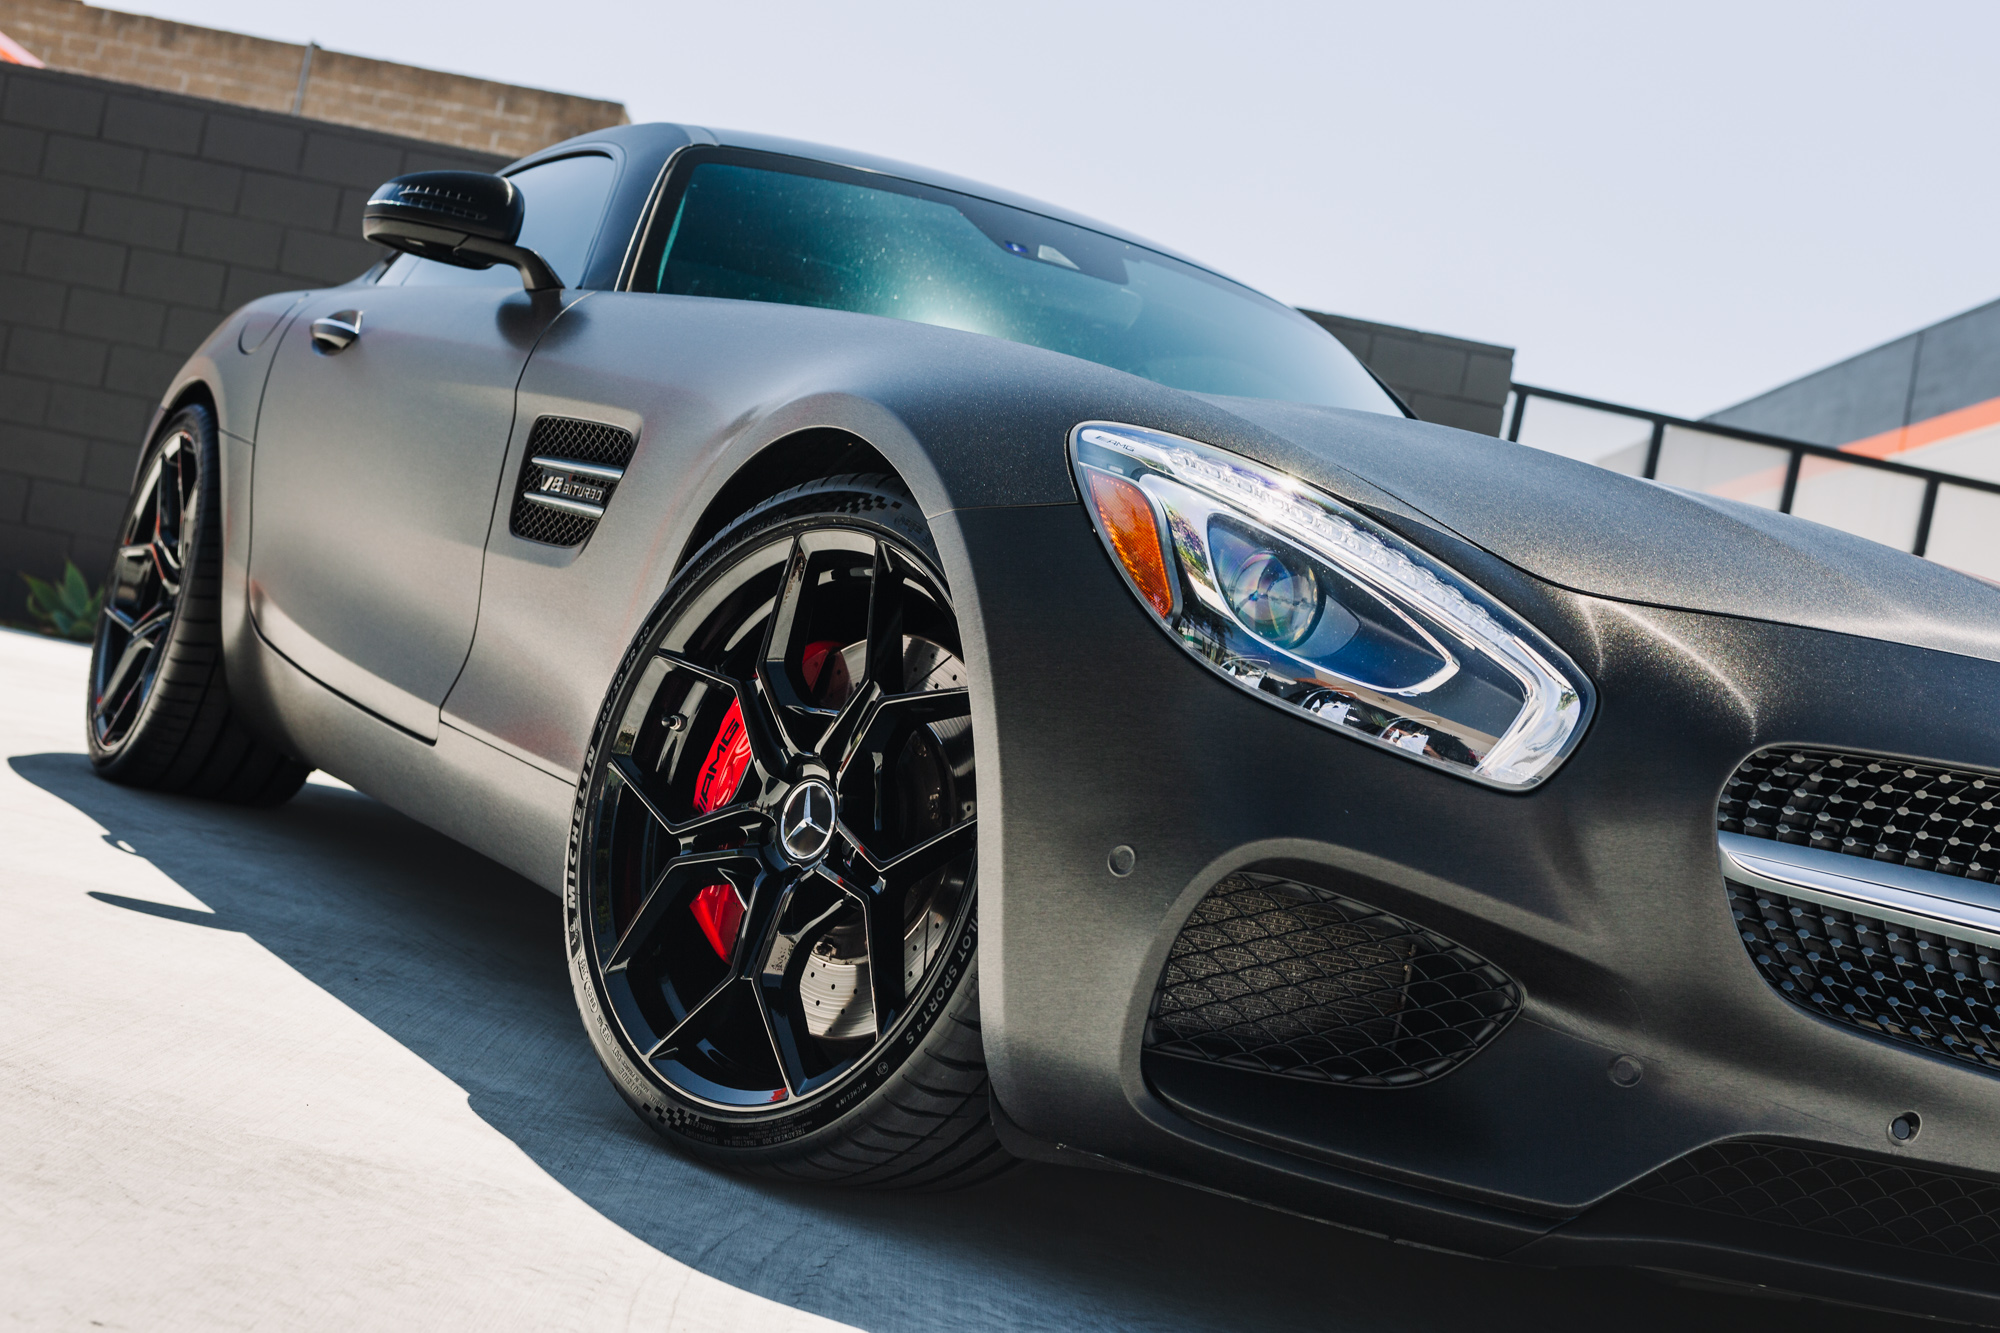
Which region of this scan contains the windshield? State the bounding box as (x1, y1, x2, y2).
(634, 154, 1399, 413)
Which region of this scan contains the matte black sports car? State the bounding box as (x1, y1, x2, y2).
(90, 122, 2000, 1319)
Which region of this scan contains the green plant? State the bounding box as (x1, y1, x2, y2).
(21, 559, 104, 642)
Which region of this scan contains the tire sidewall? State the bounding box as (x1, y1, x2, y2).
(86, 402, 218, 775)
(564, 479, 980, 1161)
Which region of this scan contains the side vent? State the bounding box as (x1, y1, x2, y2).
(509, 416, 637, 547)
(1144, 872, 1521, 1087)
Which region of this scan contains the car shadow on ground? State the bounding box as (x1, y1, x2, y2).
(13, 751, 1928, 1333)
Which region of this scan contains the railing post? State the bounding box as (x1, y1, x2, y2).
(1503, 385, 2000, 528)
(292, 40, 317, 116)
(1778, 450, 1803, 513)
(1914, 478, 1941, 557)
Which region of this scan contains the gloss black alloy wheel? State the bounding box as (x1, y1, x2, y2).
(91, 422, 196, 750)
(85, 402, 310, 804)
(568, 475, 1007, 1185)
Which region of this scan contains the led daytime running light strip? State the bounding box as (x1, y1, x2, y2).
(1084, 428, 1505, 650)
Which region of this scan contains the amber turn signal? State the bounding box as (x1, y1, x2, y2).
(1083, 469, 1174, 617)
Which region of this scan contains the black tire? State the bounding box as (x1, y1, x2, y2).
(566, 474, 1010, 1189)
(85, 402, 310, 807)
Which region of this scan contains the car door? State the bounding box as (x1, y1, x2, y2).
(248, 151, 617, 739)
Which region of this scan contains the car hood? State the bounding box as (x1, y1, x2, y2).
(1203, 396, 2000, 666)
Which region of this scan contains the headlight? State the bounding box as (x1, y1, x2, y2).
(1072, 423, 1591, 788)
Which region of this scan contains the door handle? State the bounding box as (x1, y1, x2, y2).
(310, 311, 362, 354)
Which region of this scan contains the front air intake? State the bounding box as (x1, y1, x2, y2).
(1143, 872, 1520, 1087)
(1721, 746, 2000, 881)
(1627, 1138, 2000, 1266)
(508, 416, 637, 547)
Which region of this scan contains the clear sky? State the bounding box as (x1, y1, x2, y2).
(83, 0, 2000, 417)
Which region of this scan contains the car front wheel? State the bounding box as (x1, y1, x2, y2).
(566, 474, 1007, 1188)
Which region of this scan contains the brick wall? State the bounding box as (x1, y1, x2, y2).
(1299, 309, 1514, 436)
(0, 0, 627, 157)
(0, 62, 504, 620)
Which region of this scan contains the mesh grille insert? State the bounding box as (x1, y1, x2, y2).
(1144, 872, 1521, 1087)
(508, 416, 636, 547)
(1721, 746, 2000, 881)
(1728, 880, 2000, 1072)
(522, 415, 635, 466)
(1628, 1139, 2000, 1265)
(512, 504, 598, 548)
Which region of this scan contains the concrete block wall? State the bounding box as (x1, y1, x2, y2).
(0, 62, 503, 621)
(0, 0, 629, 158)
(1299, 309, 1515, 436)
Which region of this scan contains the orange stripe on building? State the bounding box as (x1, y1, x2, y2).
(1840, 393, 2000, 459)
(0, 27, 45, 66)
(1703, 393, 2000, 506)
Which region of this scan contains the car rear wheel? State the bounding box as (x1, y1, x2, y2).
(86, 402, 310, 805)
(566, 474, 1008, 1188)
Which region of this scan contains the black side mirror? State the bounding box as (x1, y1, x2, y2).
(362, 171, 562, 291)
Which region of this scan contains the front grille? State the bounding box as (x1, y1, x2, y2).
(1628, 1138, 2000, 1265)
(1728, 881, 2000, 1072)
(508, 416, 636, 547)
(1143, 872, 1520, 1087)
(1721, 746, 2000, 881)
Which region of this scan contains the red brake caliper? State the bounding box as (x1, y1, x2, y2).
(688, 699, 755, 960)
(801, 640, 847, 700)
(693, 700, 753, 815)
(689, 883, 745, 961)
(684, 643, 847, 962)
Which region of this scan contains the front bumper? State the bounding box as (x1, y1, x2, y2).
(943, 498, 2000, 1314)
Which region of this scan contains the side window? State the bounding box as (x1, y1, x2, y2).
(383, 153, 619, 289)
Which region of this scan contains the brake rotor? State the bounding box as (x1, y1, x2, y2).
(795, 633, 969, 1042)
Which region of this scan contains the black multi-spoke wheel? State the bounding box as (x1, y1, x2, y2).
(85, 402, 310, 804)
(568, 474, 1007, 1186)
(92, 420, 196, 749)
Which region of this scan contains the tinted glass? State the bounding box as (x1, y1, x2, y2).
(638, 159, 1398, 412)
(386, 152, 618, 289)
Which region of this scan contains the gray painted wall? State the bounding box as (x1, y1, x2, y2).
(1299, 309, 1515, 436)
(0, 63, 502, 622)
(1708, 295, 2000, 446)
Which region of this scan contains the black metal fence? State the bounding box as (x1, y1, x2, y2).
(1505, 384, 2000, 576)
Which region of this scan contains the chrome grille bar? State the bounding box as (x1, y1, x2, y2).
(1720, 831, 2000, 951)
(523, 492, 606, 520)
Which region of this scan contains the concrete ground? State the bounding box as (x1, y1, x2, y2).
(0, 628, 1938, 1332)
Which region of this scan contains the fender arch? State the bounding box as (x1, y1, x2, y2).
(675, 427, 895, 572)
